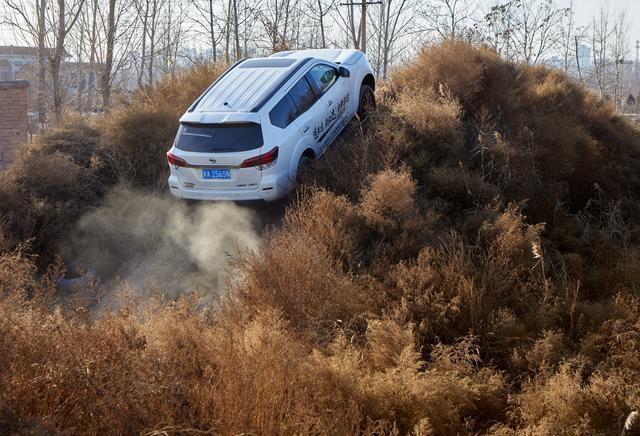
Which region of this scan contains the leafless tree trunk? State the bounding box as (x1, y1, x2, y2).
(50, 0, 85, 123)
(136, 0, 149, 86)
(101, 0, 116, 109)
(611, 13, 629, 113)
(86, 0, 98, 111)
(37, 0, 47, 126)
(232, 0, 240, 58)
(147, 0, 159, 85)
(591, 5, 612, 99)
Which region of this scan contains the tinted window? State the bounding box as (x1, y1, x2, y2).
(269, 94, 298, 129)
(175, 123, 263, 153)
(307, 64, 338, 96)
(288, 77, 316, 114)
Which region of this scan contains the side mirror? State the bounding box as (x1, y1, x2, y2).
(338, 66, 350, 78)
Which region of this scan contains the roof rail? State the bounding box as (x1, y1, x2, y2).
(250, 57, 314, 112)
(188, 58, 247, 113)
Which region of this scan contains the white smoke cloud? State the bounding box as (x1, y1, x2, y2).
(61, 185, 264, 302)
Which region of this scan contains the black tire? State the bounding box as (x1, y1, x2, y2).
(357, 84, 375, 122)
(296, 155, 313, 185)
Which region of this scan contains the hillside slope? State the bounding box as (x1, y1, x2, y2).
(2, 41, 640, 434)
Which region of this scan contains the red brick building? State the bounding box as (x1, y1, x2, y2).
(0, 80, 29, 171)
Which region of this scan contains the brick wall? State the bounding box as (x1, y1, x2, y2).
(0, 80, 29, 171)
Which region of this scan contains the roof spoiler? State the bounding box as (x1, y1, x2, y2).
(180, 111, 260, 124)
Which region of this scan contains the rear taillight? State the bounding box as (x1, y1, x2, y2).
(241, 147, 279, 169)
(167, 151, 189, 167)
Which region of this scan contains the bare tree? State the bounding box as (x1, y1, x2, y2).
(331, 0, 359, 49)
(370, 0, 416, 78)
(100, 0, 116, 108)
(190, 0, 221, 60)
(422, 0, 477, 41)
(48, 0, 85, 122)
(591, 4, 612, 99)
(484, 0, 517, 59)
(304, 0, 336, 48)
(3, 0, 50, 127)
(514, 0, 566, 64)
(257, 0, 300, 52)
(610, 12, 629, 113)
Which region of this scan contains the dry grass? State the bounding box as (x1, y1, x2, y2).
(2, 42, 640, 434)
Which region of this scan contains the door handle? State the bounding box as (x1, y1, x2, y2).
(303, 125, 310, 132)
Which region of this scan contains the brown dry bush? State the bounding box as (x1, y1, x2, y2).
(0, 120, 106, 262)
(100, 105, 177, 189)
(3, 41, 640, 435)
(230, 228, 377, 341)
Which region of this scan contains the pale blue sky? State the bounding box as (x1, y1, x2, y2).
(560, 0, 640, 51)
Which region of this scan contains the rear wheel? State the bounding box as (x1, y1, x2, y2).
(357, 84, 375, 122)
(296, 155, 313, 185)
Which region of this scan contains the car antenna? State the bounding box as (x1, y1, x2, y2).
(223, 101, 236, 111)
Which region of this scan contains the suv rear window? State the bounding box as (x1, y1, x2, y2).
(269, 94, 298, 129)
(175, 123, 263, 153)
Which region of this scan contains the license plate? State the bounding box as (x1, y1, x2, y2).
(202, 169, 231, 179)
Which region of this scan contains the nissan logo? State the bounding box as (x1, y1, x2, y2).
(209, 158, 217, 163)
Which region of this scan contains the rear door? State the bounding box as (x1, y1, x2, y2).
(172, 123, 263, 190)
(287, 75, 324, 157)
(304, 63, 351, 150)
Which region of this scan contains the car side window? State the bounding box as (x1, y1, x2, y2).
(288, 77, 317, 114)
(306, 64, 338, 96)
(269, 94, 298, 129)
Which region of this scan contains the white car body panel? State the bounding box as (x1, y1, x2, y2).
(167, 49, 375, 201)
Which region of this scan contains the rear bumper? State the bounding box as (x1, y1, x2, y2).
(168, 173, 292, 202)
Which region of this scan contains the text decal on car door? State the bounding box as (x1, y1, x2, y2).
(313, 94, 350, 142)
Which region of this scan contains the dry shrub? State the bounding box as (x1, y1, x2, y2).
(199, 309, 363, 434)
(311, 119, 398, 199)
(284, 188, 366, 270)
(0, 120, 105, 261)
(517, 364, 634, 434)
(392, 87, 463, 144)
(313, 325, 507, 434)
(390, 203, 544, 347)
(393, 40, 515, 115)
(427, 164, 500, 206)
(359, 169, 437, 276)
(360, 169, 416, 231)
(524, 330, 567, 373)
(231, 229, 376, 339)
(137, 61, 227, 117)
(0, 258, 365, 435)
(101, 104, 177, 189)
(31, 114, 102, 169)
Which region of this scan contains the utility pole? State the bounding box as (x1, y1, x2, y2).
(340, 0, 382, 53)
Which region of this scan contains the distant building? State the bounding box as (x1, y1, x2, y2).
(0, 46, 41, 80)
(0, 45, 105, 114)
(577, 45, 591, 70)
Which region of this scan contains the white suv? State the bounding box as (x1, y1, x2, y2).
(167, 49, 375, 201)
